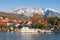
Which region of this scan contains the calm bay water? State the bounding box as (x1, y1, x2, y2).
(0, 33, 60, 40)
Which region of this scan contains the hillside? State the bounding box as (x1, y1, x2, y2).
(0, 8, 60, 21)
(0, 12, 30, 21)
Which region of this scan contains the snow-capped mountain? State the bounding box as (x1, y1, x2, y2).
(44, 8, 60, 18)
(10, 8, 44, 17)
(10, 8, 60, 18)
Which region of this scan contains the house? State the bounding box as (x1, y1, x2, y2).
(20, 27, 53, 33)
(20, 27, 38, 33)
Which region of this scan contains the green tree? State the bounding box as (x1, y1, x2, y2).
(39, 24, 46, 29)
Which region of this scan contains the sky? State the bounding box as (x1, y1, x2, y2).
(0, 0, 60, 12)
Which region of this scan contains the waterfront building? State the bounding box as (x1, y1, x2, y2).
(21, 27, 38, 33)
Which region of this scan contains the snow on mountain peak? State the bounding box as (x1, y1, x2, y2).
(10, 8, 60, 18)
(44, 8, 60, 13)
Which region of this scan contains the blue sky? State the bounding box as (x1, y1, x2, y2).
(0, 0, 60, 12)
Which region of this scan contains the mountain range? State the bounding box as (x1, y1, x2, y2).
(0, 8, 60, 21)
(10, 8, 60, 18)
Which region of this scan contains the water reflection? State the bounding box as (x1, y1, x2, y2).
(20, 34, 32, 40)
(0, 33, 60, 40)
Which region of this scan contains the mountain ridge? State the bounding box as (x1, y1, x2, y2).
(10, 8, 60, 18)
(0, 8, 60, 21)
